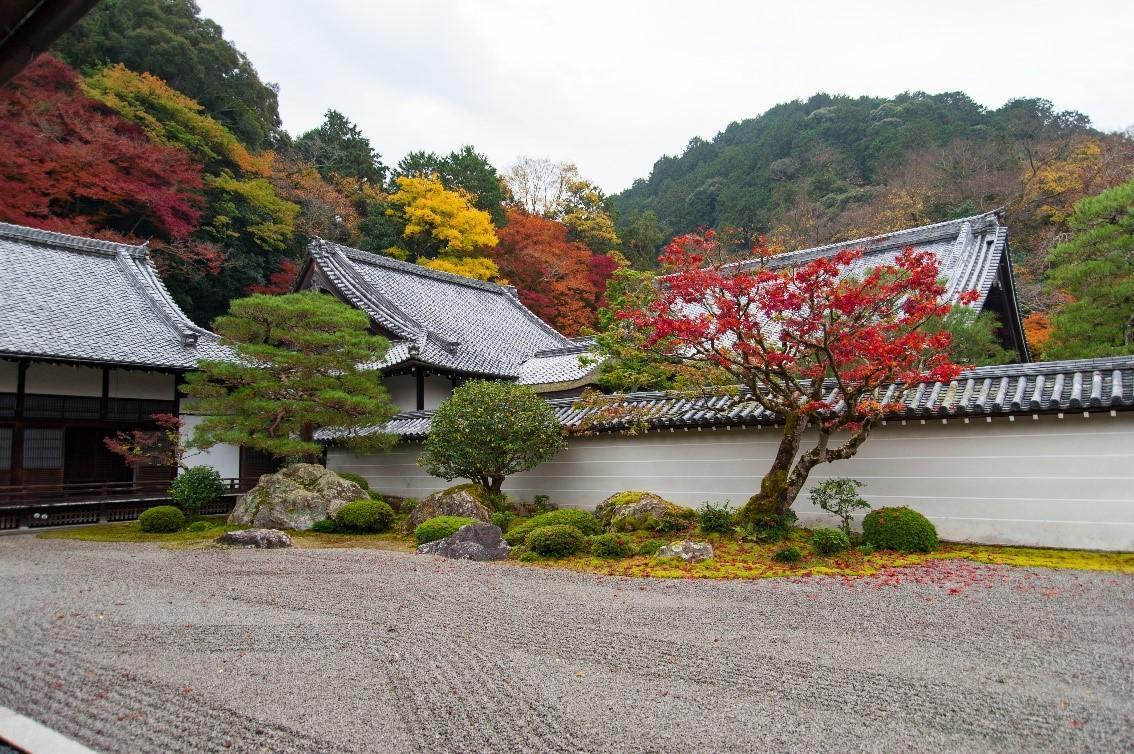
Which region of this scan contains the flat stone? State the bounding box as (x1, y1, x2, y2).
(655, 539, 714, 563)
(416, 523, 509, 561)
(215, 529, 292, 549)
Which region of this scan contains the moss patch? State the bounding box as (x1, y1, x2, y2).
(443, 483, 492, 506)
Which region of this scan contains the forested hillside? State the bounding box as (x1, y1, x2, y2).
(612, 93, 1134, 357)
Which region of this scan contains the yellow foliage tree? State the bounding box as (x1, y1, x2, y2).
(386, 175, 498, 261)
(421, 255, 502, 282)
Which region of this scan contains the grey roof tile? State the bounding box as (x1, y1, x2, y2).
(0, 223, 229, 369)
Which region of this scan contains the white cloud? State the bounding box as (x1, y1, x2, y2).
(197, 0, 1134, 193)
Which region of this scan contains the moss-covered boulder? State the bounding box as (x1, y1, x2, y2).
(403, 483, 493, 533)
(595, 491, 695, 533)
(228, 464, 366, 531)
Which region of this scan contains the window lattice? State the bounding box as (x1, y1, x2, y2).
(23, 428, 63, 469)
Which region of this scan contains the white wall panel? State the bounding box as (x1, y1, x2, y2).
(423, 375, 451, 410)
(25, 363, 101, 396)
(0, 360, 16, 392)
(384, 375, 416, 412)
(329, 412, 1134, 551)
(108, 370, 175, 399)
(179, 414, 241, 479)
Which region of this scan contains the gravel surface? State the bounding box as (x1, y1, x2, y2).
(0, 534, 1131, 753)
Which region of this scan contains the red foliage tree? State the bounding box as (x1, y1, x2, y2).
(0, 55, 215, 271)
(246, 259, 300, 295)
(493, 209, 598, 335)
(586, 253, 618, 310)
(601, 231, 973, 522)
(104, 413, 189, 471)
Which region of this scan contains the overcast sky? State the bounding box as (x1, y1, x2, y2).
(196, 0, 1134, 194)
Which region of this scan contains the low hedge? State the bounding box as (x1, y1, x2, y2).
(335, 499, 395, 533)
(504, 509, 599, 545)
(525, 525, 585, 558)
(138, 505, 184, 533)
(414, 515, 478, 545)
(590, 533, 633, 558)
(811, 527, 851, 555)
(862, 507, 938, 553)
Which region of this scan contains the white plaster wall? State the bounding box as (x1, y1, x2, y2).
(108, 370, 175, 400)
(179, 414, 241, 479)
(24, 363, 101, 396)
(384, 375, 416, 412)
(423, 375, 451, 411)
(0, 361, 16, 392)
(328, 412, 1134, 552)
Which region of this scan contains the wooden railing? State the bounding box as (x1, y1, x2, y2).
(0, 477, 258, 507)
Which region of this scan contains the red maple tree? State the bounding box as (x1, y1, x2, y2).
(604, 231, 973, 522)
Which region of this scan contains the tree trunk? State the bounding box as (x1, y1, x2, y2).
(736, 415, 806, 524)
(487, 476, 504, 495)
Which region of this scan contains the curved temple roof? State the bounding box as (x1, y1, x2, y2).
(0, 223, 229, 369)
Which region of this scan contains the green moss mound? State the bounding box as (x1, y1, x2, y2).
(138, 505, 185, 533)
(335, 499, 395, 533)
(414, 515, 478, 545)
(334, 471, 369, 490)
(525, 525, 585, 558)
(812, 527, 851, 555)
(590, 533, 633, 558)
(862, 507, 939, 553)
(185, 520, 213, 533)
(504, 509, 599, 545)
(310, 518, 338, 533)
(596, 490, 695, 533)
(637, 538, 668, 556)
(772, 545, 803, 563)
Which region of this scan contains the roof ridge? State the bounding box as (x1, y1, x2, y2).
(113, 253, 203, 346)
(0, 222, 148, 257)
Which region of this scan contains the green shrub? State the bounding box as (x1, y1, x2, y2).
(169, 466, 225, 516)
(185, 520, 212, 533)
(490, 511, 515, 531)
(590, 533, 633, 558)
(525, 524, 585, 558)
(400, 498, 418, 514)
(138, 505, 184, 533)
(698, 502, 735, 533)
(862, 507, 938, 552)
(736, 509, 797, 543)
(772, 545, 803, 563)
(637, 538, 668, 556)
(812, 527, 851, 555)
(504, 509, 599, 545)
(656, 507, 697, 533)
(809, 478, 870, 536)
(335, 499, 395, 533)
(518, 550, 541, 563)
(367, 489, 384, 501)
(335, 471, 369, 490)
(414, 515, 477, 545)
(311, 518, 338, 533)
(859, 543, 876, 556)
(533, 494, 552, 513)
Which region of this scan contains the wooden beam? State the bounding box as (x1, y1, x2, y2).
(415, 368, 425, 411)
(11, 360, 27, 485)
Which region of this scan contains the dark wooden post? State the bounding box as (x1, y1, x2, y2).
(99, 365, 110, 420)
(415, 368, 425, 411)
(11, 359, 28, 486)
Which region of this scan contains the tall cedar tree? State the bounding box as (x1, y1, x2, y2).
(184, 292, 396, 461)
(418, 380, 567, 494)
(582, 232, 971, 522)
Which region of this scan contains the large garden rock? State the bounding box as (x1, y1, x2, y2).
(655, 540, 714, 563)
(215, 528, 292, 549)
(416, 523, 510, 561)
(404, 483, 492, 533)
(229, 464, 366, 531)
(595, 491, 694, 533)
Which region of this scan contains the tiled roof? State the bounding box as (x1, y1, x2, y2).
(0, 223, 229, 369)
(729, 211, 1009, 311)
(341, 355, 1134, 440)
(306, 239, 599, 384)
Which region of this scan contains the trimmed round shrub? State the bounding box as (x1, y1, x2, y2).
(169, 466, 225, 516)
(310, 518, 338, 533)
(637, 538, 668, 556)
(504, 508, 599, 545)
(335, 499, 395, 532)
(772, 545, 803, 563)
(414, 515, 477, 545)
(698, 502, 735, 533)
(862, 507, 938, 553)
(590, 533, 633, 558)
(525, 525, 585, 558)
(490, 511, 515, 532)
(334, 471, 369, 490)
(185, 520, 213, 533)
(812, 527, 851, 555)
(138, 505, 185, 533)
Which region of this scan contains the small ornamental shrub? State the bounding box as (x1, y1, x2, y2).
(490, 511, 515, 531)
(504, 509, 599, 545)
(525, 524, 585, 558)
(637, 538, 668, 556)
(736, 510, 797, 543)
(310, 518, 338, 533)
(590, 533, 633, 558)
(335, 471, 369, 490)
(859, 543, 876, 556)
(335, 499, 396, 533)
(169, 465, 225, 516)
(772, 545, 803, 563)
(698, 502, 736, 533)
(138, 505, 184, 533)
(367, 489, 384, 501)
(862, 507, 939, 552)
(414, 515, 477, 545)
(809, 478, 870, 536)
(400, 498, 418, 515)
(656, 506, 697, 533)
(533, 494, 552, 513)
(811, 527, 851, 555)
(185, 520, 213, 533)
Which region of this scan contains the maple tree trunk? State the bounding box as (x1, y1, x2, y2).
(737, 415, 807, 523)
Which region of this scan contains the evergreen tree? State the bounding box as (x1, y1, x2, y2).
(296, 110, 387, 185)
